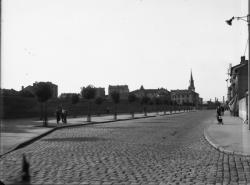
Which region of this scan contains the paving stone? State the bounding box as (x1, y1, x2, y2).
(1, 112, 250, 185)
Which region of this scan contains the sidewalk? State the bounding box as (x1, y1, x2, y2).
(1, 111, 185, 157)
(204, 111, 250, 156)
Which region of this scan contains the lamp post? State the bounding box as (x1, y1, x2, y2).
(226, 0, 250, 130)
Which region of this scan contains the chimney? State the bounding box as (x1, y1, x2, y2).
(240, 56, 246, 63)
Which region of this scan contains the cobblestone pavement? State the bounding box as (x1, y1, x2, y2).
(1, 110, 250, 185)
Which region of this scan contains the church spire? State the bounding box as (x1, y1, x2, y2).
(188, 70, 195, 91)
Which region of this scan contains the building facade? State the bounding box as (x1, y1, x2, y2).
(171, 90, 199, 105)
(131, 86, 171, 100)
(171, 71, 201, 106)
(199, 97, 203, 105)
(59, 93, 78, 99)
(228, 56, 248, 119)
(81, 87, 105, 99)
(108, 85, 129, 99)
(95, 88, 105, 98)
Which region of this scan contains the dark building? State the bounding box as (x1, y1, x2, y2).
(59, 93, 77, 99)
(22, 82, 58, 98)
(95, 87, 105, 98)
(81, 87, 105, 99)
(228, 56, 248, 119)
(228, 56, 248, 100)
(108, 85, 129, 99)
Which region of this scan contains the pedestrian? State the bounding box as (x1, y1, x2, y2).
(56, 106, 62, 125)
(216, 106, 221, 116)
(21, 154, 30, 182)
(62, 109, 68, 124)
(216, 106, 223, 124)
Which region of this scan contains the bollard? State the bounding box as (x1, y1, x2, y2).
(21, 154, 30, 182)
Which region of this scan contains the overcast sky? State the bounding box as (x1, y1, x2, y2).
(1, 0, 248, 101)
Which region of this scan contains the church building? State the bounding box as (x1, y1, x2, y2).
(170, 71, 202, 106)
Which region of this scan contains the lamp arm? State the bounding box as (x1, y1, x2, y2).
(236, 17, 248, 22)
(237, 15, 248, 18)
(235, 15, 248, 22)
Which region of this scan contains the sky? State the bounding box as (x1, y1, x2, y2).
(1, 0, 248, 101)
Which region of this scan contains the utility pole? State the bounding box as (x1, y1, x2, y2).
(226, 1, 250, 130)
(248, 0, 250, 130)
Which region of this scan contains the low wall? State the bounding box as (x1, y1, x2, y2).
(1, 96, 195, 119)
(239, 97, 247, 121)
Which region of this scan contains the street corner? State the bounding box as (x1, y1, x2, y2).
(204, 120, 235, 155)
(203, 124, 221, 151)
(204, 116, 250, 157)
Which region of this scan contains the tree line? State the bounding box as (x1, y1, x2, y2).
(1, 83, 195, 126)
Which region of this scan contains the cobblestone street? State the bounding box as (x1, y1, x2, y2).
(1, 110, 250, 185)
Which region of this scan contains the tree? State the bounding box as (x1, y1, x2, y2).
(19, 90, 35, 98)
(141, 96, 150, 116)
(33, 82, 53, 127)
(1, 89, 19, 97)
(71, 94, 80, 104)
(110, 91, 120, 120)
(162, 97, 169, 115)
(128, 93, 137, 118)
(154, 97, 161, 115)
(70, 93, 80, 117)
(81, 85, 96, 122)
(172, 100, 178, 113)
(95, 97, 104, 115)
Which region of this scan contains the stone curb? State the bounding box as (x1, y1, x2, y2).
(203, 126, 250, 157)
(159, 111, 188, 116)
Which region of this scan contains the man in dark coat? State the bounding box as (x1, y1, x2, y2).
(61, 109, 68, 124)
(216, 106, 223, 124)
(56, 106, 62, 124)
(216, 106, 221, 116)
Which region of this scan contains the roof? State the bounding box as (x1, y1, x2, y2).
(109, 85, 128, 88)
(230, 62, 248, 75)
(132, 88, 169, 94)
(171, 89, 199, 95)
(171, 89, 190, 93)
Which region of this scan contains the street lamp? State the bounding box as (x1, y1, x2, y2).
(226, 17, 234, 25)
(226, 16, 248, 25)
(226, 1, 250, 130)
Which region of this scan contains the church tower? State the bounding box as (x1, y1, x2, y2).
(188, 70, 195, 91)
